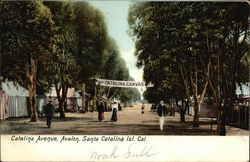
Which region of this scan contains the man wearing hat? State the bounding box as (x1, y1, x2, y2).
(44, 98, 55, 128)
(157, 100, 167, 131)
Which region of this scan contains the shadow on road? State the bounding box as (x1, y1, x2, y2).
(1, 119, 217, 135)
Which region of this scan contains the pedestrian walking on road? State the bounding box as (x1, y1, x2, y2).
(157, 101, 167, 131)
(44, 98, 55, 128)
(97, 101, 105, 121)
(111, 102, 118, 121)
(141, 103, 145, 114)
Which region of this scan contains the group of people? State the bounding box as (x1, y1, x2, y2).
(97, 101, 119, 122)
(44, 98, 167, 131)
(43, 99, 120, 128)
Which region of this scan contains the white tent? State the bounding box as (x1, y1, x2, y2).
(46, 87, 82, 111)
(236, 83, 250, 96)
(46, 87, 79, 97)
(1, 81, 29, 118)
(2, 81, 29, 96)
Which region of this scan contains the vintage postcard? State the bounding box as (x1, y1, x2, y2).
(0, 0, 249, 161)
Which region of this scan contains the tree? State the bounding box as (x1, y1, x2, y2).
(73, 2, 108, 112)
(97, 38, 128, 106)
(1, 1, 55, 121)
(44, 1, 79, 118)
(128, 2, 210, 127)
(198, 3, 249, 135)
(128, 2, 249, 133)
(44, 2, 110, 115)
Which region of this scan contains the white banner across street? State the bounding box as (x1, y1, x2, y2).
(95, 79, 154, 88)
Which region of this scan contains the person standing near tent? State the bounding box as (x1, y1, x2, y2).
(44, 98, 55, 128)
(157, 100, 167, 131)
(97, 101, 105, 121)
(111, 101, 118, 121)
(141, 103, 145, 114)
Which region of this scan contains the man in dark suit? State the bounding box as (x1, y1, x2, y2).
(97, 101, 105, 121)
(44, 98, 55, 128)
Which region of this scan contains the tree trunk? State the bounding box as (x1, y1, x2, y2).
(170, 98, 173, 116)
(172, 98, 175, 116)
(193, 99, 199, 127)
(86, 101, 89, 112)
(81, 83, 86, 113)
(180, 112, 185, 122)
(180, 100, 186, 122)
(93, 85, 97, 112)
(216, 44, 226, 135)
(192, 69, 199, 127)
(217, 106, 226, 136)
(26, 57, 37, 122)
(227, 31, 239, 124)
(61, 85, 68, 117)
(104, 87, 112, 111)
(55, 84, 66, 118)
(59, 100, 65, 118)
(63, 99, 67, 112)
(105, 99, 109, 111)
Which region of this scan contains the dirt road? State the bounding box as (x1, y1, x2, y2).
(1, 104, 248, 135)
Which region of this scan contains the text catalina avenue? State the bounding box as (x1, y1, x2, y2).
(11, 135, 58, 143)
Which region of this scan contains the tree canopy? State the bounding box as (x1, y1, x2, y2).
(128, 2, 249, 134)
(1, 1, 55, 92)
(1, 1, 142, 120)
(1, 1, 56, 121)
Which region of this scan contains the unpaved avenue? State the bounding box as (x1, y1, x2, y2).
(1, 104, 248, 135)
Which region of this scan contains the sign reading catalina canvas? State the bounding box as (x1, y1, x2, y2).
(95, 79, 154, 88)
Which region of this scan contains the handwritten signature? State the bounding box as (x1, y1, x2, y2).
(90, 144, 160, 160)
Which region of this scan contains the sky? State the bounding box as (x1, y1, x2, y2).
(89, 1, 143, 83)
